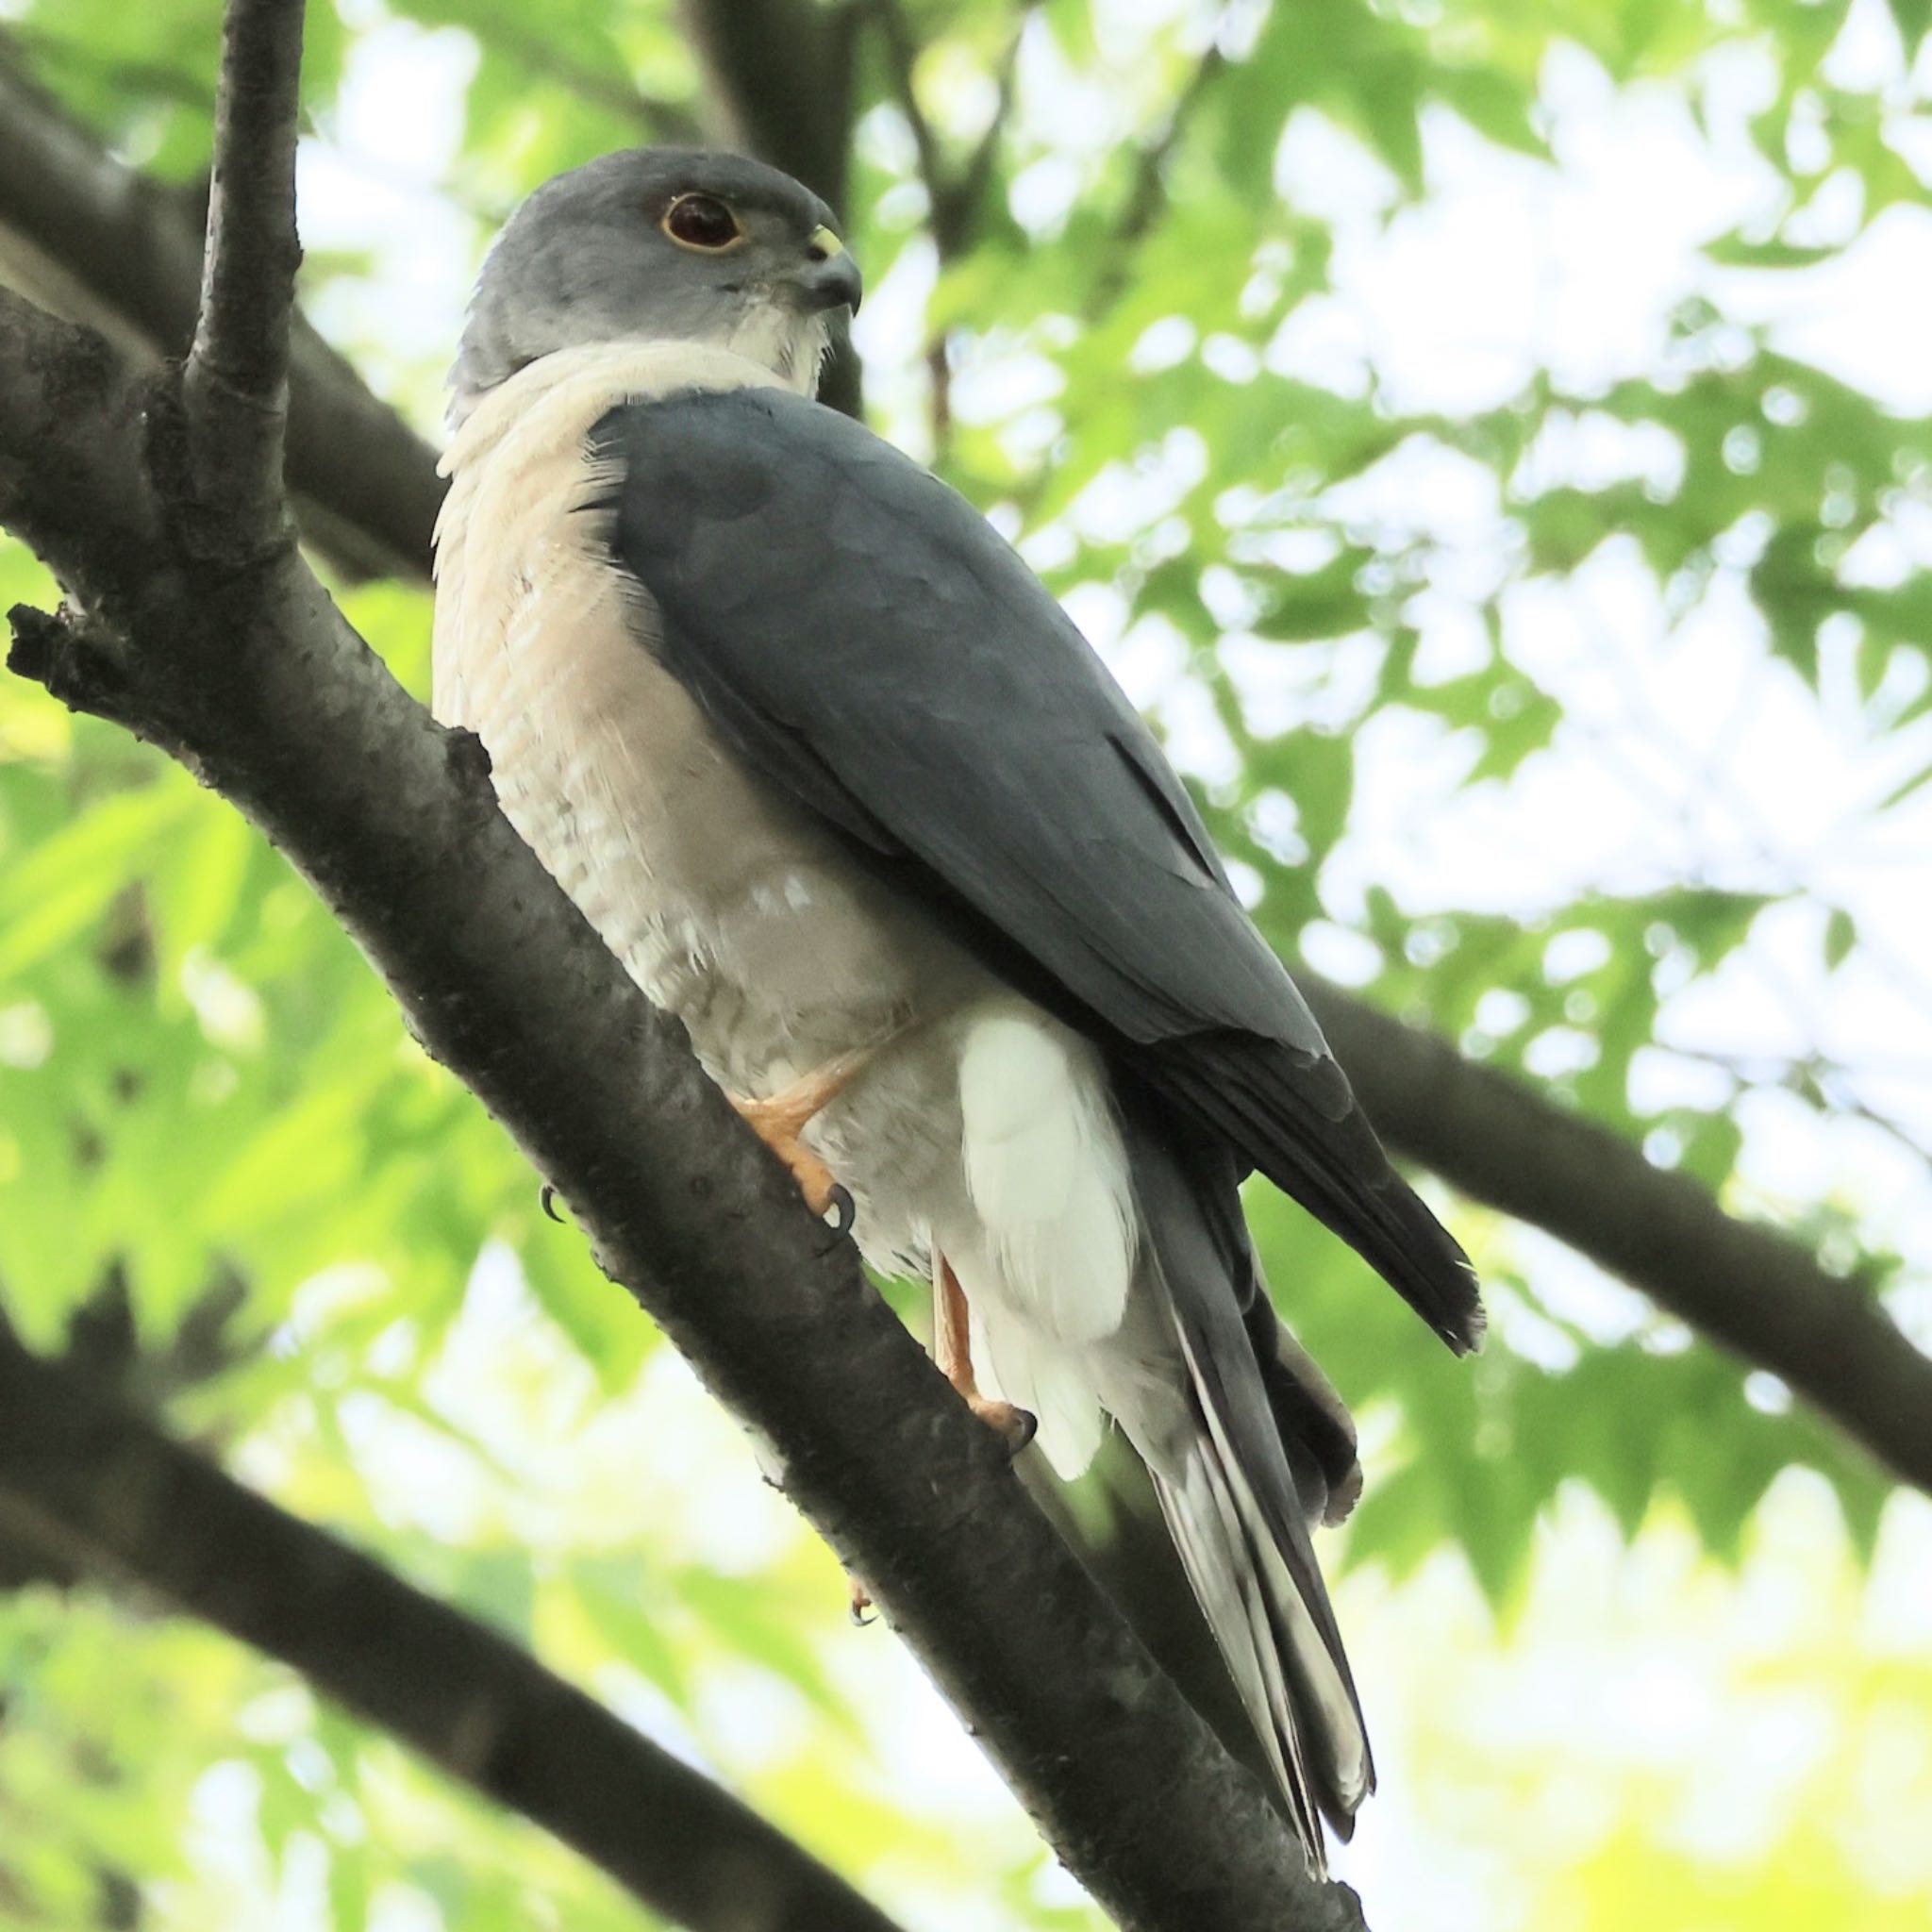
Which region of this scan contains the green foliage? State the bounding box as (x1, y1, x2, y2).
(3, 0, 1930, 1924)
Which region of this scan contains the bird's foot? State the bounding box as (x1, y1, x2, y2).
(966, 1393, 1038, 1456)
(729, 1092, 841, 1210)
(729, 1054, 869, 1230)
(932, 1255, 1036, 1455)
(729, 1100, 855, 1235)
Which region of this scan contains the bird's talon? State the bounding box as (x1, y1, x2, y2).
(540, 1183, 565, 1224)
(824, 1182, 855, 1236)
(848, 1581, 875, 1625)
(971, 1396, 1038, 1457)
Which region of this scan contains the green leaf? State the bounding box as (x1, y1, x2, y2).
(0, 784, 188, 980)
(1824, 908, 1856, 970)
(1886, 0, 1932, 53)
(1704, 235, 1841, 269)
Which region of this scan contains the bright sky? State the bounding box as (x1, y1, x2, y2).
(261, 2, 1932, 1926)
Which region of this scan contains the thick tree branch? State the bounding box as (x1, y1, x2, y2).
(0, 279, 1364, 1931)
(1301, 980, 1932, 1494)
(0, 1324, 905, 1932)
(677, 0, 857, 212)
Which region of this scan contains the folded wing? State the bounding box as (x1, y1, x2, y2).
(584, 387, 1481, 1354)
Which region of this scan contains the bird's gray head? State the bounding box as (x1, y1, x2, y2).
(449, 148, 862, 424)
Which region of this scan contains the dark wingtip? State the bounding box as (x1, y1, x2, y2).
(1450, 1280, 1489, 1355)
(1356, 1160, 1487, 1356)
(1141, 1037, 1491, 1354)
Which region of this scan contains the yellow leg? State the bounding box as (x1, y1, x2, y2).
(935, 1256, 1038, 1454)
(729, 1050, 870, 1221)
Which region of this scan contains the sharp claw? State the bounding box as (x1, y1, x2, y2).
(540, 1183, 565, 1224)
(971, 1398, 1038, 1457)
(824, 1182, 855, 1236)
(848, 1585, 875, 1626)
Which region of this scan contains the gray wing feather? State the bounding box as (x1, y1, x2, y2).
(585, 389, 1481, 1352)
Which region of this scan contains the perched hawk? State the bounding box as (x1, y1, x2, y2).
(433, 148, 1482, 1869)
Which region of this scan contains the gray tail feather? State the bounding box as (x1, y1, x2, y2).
(1150, 1343, 1374, 1873)
(1121, 1081, 1375, 1870)
(1150, 1438, 1352, 1869)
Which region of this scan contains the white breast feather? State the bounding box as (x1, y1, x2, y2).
(432, 338, 943, 1097)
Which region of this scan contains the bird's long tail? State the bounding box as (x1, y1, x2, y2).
(1121, 1088, 1374, 1873)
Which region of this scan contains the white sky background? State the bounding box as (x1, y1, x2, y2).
(270, 1, 1932, 1927)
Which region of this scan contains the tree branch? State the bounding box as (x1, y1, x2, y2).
(677, 0, 865, 419)
(868, 0, 1031, 261)
(0, 1324, 906, 1932)
(181, 0, 306, 545)
(1086, 40, 1226, 320)
(1, 273, 1364, 1931)
(869, 0, 949, 232)
(864, 0, 1033, 453)
(954, 9, 1030, 244)
(0, 35, 441, 578)
(1300, 979, 1932, 1495)
(677, 0, 857, 211)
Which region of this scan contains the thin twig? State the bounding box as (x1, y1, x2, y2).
(1087, 41, 1228, 320)
(955, 6, 1033, 234)
(869, 0, 1033, 258)
(871, 0, 949, 234)
(866, 0, 1035, 454)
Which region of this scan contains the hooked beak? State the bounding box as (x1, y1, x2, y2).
(793, 225, 863, 315)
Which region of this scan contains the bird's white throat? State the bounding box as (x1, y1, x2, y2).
(438, 339, 797, 490)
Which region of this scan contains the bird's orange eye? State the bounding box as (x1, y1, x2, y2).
(662, 193, 743, 252)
